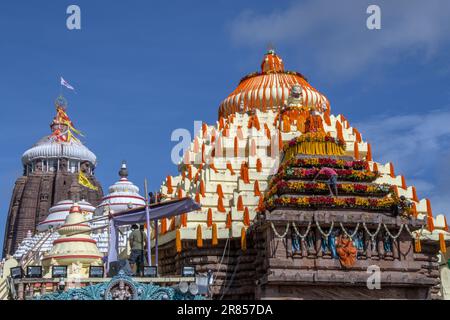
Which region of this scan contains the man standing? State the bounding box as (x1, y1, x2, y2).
(128, 224, 147, 276)
(313, 167, 338, 196)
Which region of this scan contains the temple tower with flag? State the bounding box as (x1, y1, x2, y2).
(2, 96, 103, 257)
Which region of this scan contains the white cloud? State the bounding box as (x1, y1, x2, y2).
(229, 0, 450, 78)
(354, 108, 450, 215)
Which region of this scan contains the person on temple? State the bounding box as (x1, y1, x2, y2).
(392, 195, 412, 217)
(313, 167, 338, 196)
(148, 192, 156, 204)
(128, 224, 147, 276)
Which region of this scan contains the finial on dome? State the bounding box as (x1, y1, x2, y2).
(267, 42, 276, 55)
(261, 48, 284, 73)
(69, 203, 81, 214)
(119, 161, 129, 178)
(55, 95, 68, 110)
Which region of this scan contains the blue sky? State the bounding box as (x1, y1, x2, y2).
(1, 0, 450, 251)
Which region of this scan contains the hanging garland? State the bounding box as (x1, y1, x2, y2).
(292, 221, 312, 239)
(270, 222, 290, 238)
(315, 220, 334, 237)
(362, 222, 382, 242)
(339, 222, 360, 238)
(382, 223, 404, 240)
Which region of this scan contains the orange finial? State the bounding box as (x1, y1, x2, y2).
(401, 176, 407, 190)
(243, 207, 250, 226)
(218, 196, 226, 213)
(193, 137, 199, 153)
(237, 195, 244, 211)
(181, 213, 187, 227)
(366, 143, 372, 161)
(389, 162, 395, 178)
(234, 136, 239, 157)
(226, 212, 232, 229)
(335, 120, 344, 142)
(440, 233, 447, 253)
(177, 188, 183, 199)
(411, 202, 418, 218)
(212, 223, 218, 246)
(237, 126, 244, 140)
(226, 162, 235, 175)
(176, 229, 182, 253)
(372, 162, 379, 172)
(241, 227, 247, 251)
(201, 144, 206, 163)
(161, 218, 167, 235)
(254, 114, 260, 131)
(207, 208, 213, 227)
(324, 113, 331, 126)
(181, 170, 186, 180)
(196, 224, 203, 248)
(256, 158, 263, 172)
(170, 217, 176, 231)
(250, 139, 257, 157)
(353, 142, 360, 160)
(200, 180, 206, 197)
(195, 191, 201, 204)
(216, 184, 224, 198)
(393, 185, 399, 197)
(202, 123, 207, 138)
(166, 176, 173, 195)
(254, 180, 261, 197)
(257, 196, 264, 212)
(444, 216, 449, 232)
(240, 162, 250, 184)
(412, 186, 419, 202)
(187, 165, 192, 180)
(352, 128, 362, 143)
(426, 199, 435, 231)
(264, 124, 271, 140)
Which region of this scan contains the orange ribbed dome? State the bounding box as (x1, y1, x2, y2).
(219, 50, 329, 118)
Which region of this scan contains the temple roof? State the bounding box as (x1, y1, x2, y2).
(218, 50, 329, 118)
(21, 96, 97, 166)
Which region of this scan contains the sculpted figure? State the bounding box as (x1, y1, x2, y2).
(336, 234, 357, 268)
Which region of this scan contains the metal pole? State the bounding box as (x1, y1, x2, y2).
(144, 179, 152, 267)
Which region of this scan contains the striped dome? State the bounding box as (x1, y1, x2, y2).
(22, 135, 97, 166)
(36, 199, 95, 232)
(218, 50, 329, 118)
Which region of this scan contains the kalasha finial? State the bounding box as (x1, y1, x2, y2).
(119, 161, 128, 178)
(55, 95, 68, 110)
(267, 42, 275, 55)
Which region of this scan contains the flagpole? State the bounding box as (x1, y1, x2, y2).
(155, 190, 159, 276)
(144, 179, 152, 268)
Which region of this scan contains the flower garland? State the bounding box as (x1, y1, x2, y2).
(292, 221, 312, 238)
(283, 132, 346, 158)
(267, 180, 392, 198)
(280, 157, 369, 171)
(315, 220, 334, 237)
(265, 195, 397, 211)
(362, 222, 382, 242)
(278, 167, 380, 182)
(271, 222, 290, 238)
(339, 222, 360, 238)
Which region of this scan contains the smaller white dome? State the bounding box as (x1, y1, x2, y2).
(36, 199, 95, 232)
(96, 171, 145, 215)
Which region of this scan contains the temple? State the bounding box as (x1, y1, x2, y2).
(2, 96, 103, 257)
(1, 49, 450, 300)
(156, 49, 450, 299)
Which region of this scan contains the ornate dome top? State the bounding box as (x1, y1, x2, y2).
(21, 96, 97, 166)
(218, 50, 329, 118)
(96, 162, 145, 214)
